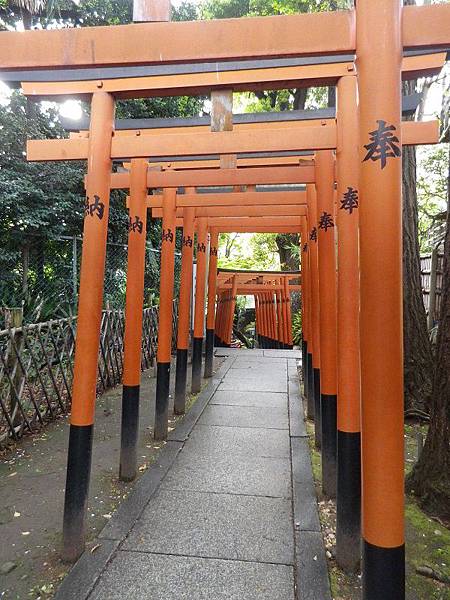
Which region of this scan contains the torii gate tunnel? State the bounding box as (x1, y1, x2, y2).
(2, 0, 449, 597)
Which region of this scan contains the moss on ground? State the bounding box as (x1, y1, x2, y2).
(307, 420, 450, 600)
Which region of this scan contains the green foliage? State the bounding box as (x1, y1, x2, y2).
(249, 234, 280, 269)
(0, 92, 85, 240)
(201, 0, 353, 19)
(417, 144, 449, 251)
(217, 232, 280, 270)
(292, 310, 302, 345)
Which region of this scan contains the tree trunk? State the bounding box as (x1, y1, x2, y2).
(407, 146, 450, 518)
(402, 77, 433, 413)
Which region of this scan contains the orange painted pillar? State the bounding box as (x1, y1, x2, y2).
(301, 218, 314, 417)
(205, 229, 219, 377)
(357, 1, 405, 596)
(316, 149, 338, 498)
(307, 184, 322, 448)
(275, 279, 284, 348)
(280, 277, 289, 348)
(270, 290, 277, 348)
(263, 291, 271, 347)
(191, 217, 208, 393)
(267, 290, 275, 348)
(226, 275, 238, 346)
(336, 74, 362, 572)
(259, 290, 267, 348)
(154, 187, 177, 441)
(174, 205, 195, 415)
(119, 158, 148, 482)
(255, 293, 261, 347)
(284, 277, 293, 349)
(62, 92, 115, 562)
(214, 291, 222, 344)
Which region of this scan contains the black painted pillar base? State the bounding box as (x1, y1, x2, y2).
(363, 541, 405, 600)
(119, 385, 140, 482)
(204, 328, 215, 378)
(336, 430, 361, 572)
(154, 362, 170, 441)
(62, 424, 94, 563)
(321, 393, 337, 498)
(214, 334, 221, 347)
(313, 368, 321, 449)
(306, 353, 314, 420)
(174, 349, 188, 415)
(191, 336, 203, 393)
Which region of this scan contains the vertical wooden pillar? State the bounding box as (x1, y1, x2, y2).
(316, 150, 338, 498)
(336, 74, 362, 572)
(204, 229, 219, 377)
(260, 292, 266, 348)
(275, 279, 283, 349)
(255, 294, 261, 347)
(282, 279, 289, 349)
(62, 92, 115, 562)
(215, 291, 223, 346)
(119, 159, 148, 482)
(301, 220, 314, 417)
(191, 217, 208, 393)
(267, 290, 275, 348)
(174, 205, 196, 414)
(227, 275, 238, 346)
(307, 184, 322, 448)
(300, 222, 309, 393)
(357, 1, 405, 596)
(284, 277, 293, 349)
(154, 187, 177, 441)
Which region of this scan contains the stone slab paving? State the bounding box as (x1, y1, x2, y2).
(56, 350, 330, 600)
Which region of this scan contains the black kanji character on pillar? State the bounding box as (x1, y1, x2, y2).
(340, 187, 359, 214)
(162, 228, 174, 243)
(84, 195, 105, 220)
(319, 211, 334, 232)
(302, 243, 308, 253)
(182, 235, 193, 247)
(197, 242, 206, 253)
(363, 120, 401, 169)
(128, 215, 144, 233)
(210, 246, 218, 257)
(310, 227, 317, 242)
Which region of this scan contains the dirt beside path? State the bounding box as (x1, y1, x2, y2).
(0, 357, 224, 600)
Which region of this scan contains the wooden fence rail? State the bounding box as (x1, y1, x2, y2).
(0, 304, 178, 446)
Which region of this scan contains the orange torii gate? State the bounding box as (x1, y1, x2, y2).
(149, 207, 304, 424)
(215, 271, 300, 349)
(3, 2, 449, 596)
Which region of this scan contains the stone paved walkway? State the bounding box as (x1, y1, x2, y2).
(56, 349, 331, 600)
